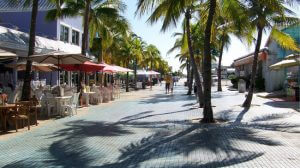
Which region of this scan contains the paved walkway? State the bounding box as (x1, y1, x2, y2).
(1, 81, 300, 167)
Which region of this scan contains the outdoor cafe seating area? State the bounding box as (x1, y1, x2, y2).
(0, 51, 139, 133)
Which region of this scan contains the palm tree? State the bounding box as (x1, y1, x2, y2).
(234, 0, 300, 108)
(130, 34, 145, 90)
(21, 0, 39, 101)
(136, 0, 205, 107)
(201, 0, 217, 123)
(144, 44, 161, 89)
(8, 0, 40, 101)
(216, 30, 230, 92)
(168, 32, 194, 95)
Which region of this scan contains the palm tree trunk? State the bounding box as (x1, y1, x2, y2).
(82, 0, 90, 55)
(78, 0, 90, 104)
(134, 58, 137, 90)
(126, 72, 129, 92)
(150, 60, 153, 90)
(202, 0, 216, 123)
(21, 0, 39, 101)
(243, 26, 264, 108)
(185, 9, 204, 107)
(98, 37, 103, 87)
(187, 59, 192, 95)
(126, 60, 129, 92)
(217, 38, 225, 92)
(188, 67, 194, 93)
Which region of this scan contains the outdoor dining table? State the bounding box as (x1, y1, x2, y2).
(0, 104, 16, 132)
(53, 96, 72, 116)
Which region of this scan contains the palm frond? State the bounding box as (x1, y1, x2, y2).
(270, 27, 300, 51)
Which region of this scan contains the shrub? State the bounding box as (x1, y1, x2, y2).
(228, 74, 238, 88)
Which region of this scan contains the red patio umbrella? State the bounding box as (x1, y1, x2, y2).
(60, 61, 104, 72)
(99, 63, 118, 73)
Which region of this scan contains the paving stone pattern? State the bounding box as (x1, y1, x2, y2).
(1, 82, 300, 168)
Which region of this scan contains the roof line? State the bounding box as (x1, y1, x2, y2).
(234, 47, 268, 62)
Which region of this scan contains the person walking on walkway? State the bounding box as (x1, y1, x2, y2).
(165, 75, 172, 94)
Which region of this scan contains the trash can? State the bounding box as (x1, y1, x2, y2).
(142, 82, 146, 89)
(238, 79, 246, 93)
(294, 86, 299, 101)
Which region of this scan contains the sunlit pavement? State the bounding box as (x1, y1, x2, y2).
(1, 80, 300, 168)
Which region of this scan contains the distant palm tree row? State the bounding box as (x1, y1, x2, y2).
(136, 0, 300, 122)
(17, 0, 171, 100)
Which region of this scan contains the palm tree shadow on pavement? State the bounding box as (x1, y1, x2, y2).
(3, 120, 133, 168)
(97, 120, 282, 168)
(139, 93, 196, 104)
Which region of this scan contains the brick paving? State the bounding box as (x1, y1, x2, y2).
(0, 81, 300, 167)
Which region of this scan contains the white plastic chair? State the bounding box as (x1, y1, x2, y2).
(44, 93, 56, 117)
(7, 89, 20, 104)
(62, 93, 79, 116)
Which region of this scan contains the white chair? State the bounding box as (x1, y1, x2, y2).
(44, 93, 56, 117)
(7, 89, 20, 104)
(34, 89, 44, 101)
(62, 93, 79, 116)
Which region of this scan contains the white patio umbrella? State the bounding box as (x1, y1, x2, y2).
(147, 70, 160, 75)
(30, 51, 91, 85)
(6, 60, 58, 72)
(0, 49, 17, 60)
(29, 51, 90, 64)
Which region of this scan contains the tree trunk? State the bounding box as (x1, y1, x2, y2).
(97, 37, 103, 87)
(98, 37, 103, 63)
(188, 65, 194, 95)
(82, 0, 90, 55)
(21, 0, 39, 101)
(185, 9, 204, 107)
(202, 0, 216, 123)
(242, 26, 264, 108)
(150, 61, 153, 90)
(134, 58, 137, 90)
(187, 59, 192, 95)
(217, 38, 225, 92)
(126, 72, 129, 92)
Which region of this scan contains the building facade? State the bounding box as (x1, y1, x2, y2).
(0, 0, 85, 87)
(233, 25, 300, 92)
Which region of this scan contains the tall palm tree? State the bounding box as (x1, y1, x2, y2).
(168, 32, 194, 95)
(130, 34, 145, 89)
(21, 0, 39, 101)
(136, 0, 205, 107)
(233, 0, 300, 108)
(144, 44, 161, 89)
(8, 0, 41, 101)
(200, 0, 217, 123)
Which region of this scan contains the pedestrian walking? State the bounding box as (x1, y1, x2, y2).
(165, 75, 172, 94)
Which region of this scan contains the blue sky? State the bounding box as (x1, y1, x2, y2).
(124, 1, 300, 71)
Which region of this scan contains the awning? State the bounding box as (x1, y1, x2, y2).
(234, 51, 267, 67)
(270, 54, 300, 70)
(0, 48, 17, 60)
